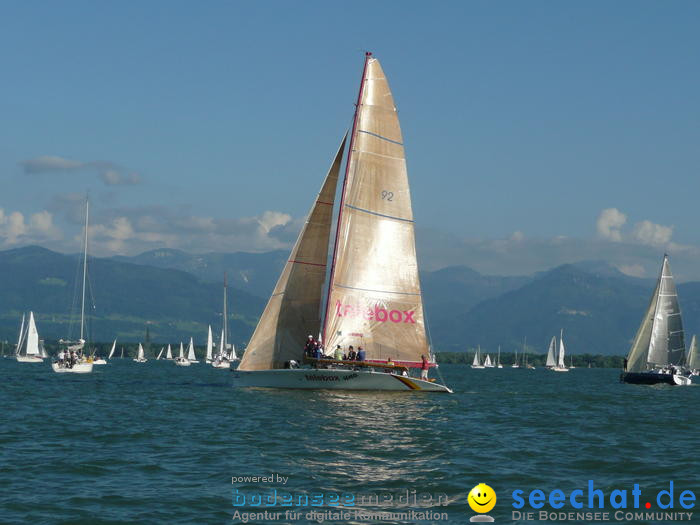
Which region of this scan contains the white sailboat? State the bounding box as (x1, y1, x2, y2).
(107, 339, 117, 359)
(53, 198, 93, 374)
(233, 54, 450, 392)
(165, 344, 173, 360)
(16, 312, 44, 363)
(205, 326, 214, 364)
(133, 343, 148, 363)
(545, 336, 557, 369)
(484, 354, 494, 368)
(553, 330, 570, 372)
(156, 347, 164, 360)
(622, 255, 690, 386)
(471, 346, 485, 369)
(511, 346, 520, 368)
(186, 337, 198, 363)
(497, 346, 503, 368)
(686, 335, 699, 376)
(175, 342, 190, 366)
(213, 275, 235, 369)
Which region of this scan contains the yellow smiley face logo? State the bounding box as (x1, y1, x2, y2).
(468, 483, 496, 513)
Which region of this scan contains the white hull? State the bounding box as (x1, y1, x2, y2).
(674, 375, 692, 386)
(471, 365, 485, 369)
(175, 358, 191, 367)
(189, 360, 200, 364)
(232, 369, 452, 392)
(52, 361, 93, 374)
(133, 358, 148, 363)
(212, 360, 231, 369)
(16, 355, 43, 363)
(550, 366, 569, 372)
(497, 364, 503, 368)
(93, 359, 107, 365)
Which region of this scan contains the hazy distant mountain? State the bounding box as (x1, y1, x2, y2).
(112, 248, 288, 297)
(2, 246, 699, 357)
(431, 262, 700, 356)
(0, 246, 265, 347)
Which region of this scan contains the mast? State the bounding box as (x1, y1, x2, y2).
(80, 197, 89, 341)
(223, 273, 228, 350)
(322, 52, 372, 343)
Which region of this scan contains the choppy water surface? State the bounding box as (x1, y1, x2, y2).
(1, 360, 698, 524)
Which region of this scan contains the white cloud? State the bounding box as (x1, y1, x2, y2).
(596, 208, 627, 241)
(617, 263, 646, 278)
(20, 155, 142, 186)
(633, 220, 673, 247)
(510, 230, 525, 242)
(0, 208, 62, 247)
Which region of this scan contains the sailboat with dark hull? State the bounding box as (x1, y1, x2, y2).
(233, 54, 451, 392)
(621, 255, 690, 386)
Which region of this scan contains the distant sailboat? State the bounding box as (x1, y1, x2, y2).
(686, 335, 699, 376)
(471, 346, 485, 369)
(166, 344, 173, 360)
(205, 326, 214, 364)
(133, 343, 148, 363)
(16, 312, 44, 363)
(497, 346, 503, 368)
(108, 339, 117, 359)
(187, 337, 198, 363)
(484, 354, 494, 368)
(621, 255, 690, 386)
(546, 336, 557, 369)
(53, 197, 93, 374)
(175, 342, 191, 366)
(232, 54, 450, 392)
(156, 347, 164, 360)
(511, 345, 520, 369)
(213, 274, 234, 369)
(120, 347, 124, 358)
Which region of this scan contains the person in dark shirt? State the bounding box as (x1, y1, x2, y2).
(304, 335, 315, 357)
(347, 346, 356, 361)
(357, 347, 366, 362)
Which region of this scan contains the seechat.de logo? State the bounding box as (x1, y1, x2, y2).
(468, 483, 497, 522)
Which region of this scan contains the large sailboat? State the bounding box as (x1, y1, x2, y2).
(545, 331, 569, 372)
(233, 54, 451, 392)
(53, 198, 93, 374)
(15, 312, 44, 363)
(175, 342, 190, 366)
(621, 255, 690, 386)
(471, 347, 485, 369)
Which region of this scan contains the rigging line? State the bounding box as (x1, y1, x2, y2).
(357, 129, 403, 146)
(344, 204, 413, 223)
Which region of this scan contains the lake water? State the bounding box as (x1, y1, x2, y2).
(1, 360, 698, 524)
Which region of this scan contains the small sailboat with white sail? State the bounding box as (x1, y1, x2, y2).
(496, 346, 503, 368)
(484, 354, 494, 368)
(108, 339, 117, 360)
(621, 255, 690, 386)
(16, 312, 44, 363)
(471, 346, 485, 369)
(165, 344, 173, 360)
(546, 331, 569, 372)
(213, 275, 235, 369)
(133, 343, 148, 363)
(156, 347, 164, 360)
(686, 335, 699, 376)
(233, 54, 450, 391)
(186, 337, 198, 363)
(205, 326, 214, 364)
(53, 197, 93, 374)
(175, 342, 190, 366)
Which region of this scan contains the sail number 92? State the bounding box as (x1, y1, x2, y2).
(381, 190, 394, 201)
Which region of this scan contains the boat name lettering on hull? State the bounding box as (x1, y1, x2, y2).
(305, 374, 340, 382)
(335, 301, 416, 324)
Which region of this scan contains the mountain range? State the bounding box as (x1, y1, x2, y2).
(2, 245, 698, 356)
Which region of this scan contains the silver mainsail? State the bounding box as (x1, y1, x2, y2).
(625, 255, 685, 372)
(687, 334, 699, 370)
(323, 57, 429, 364)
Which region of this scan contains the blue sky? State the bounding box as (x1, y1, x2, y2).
(1, 2, 699, 278)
